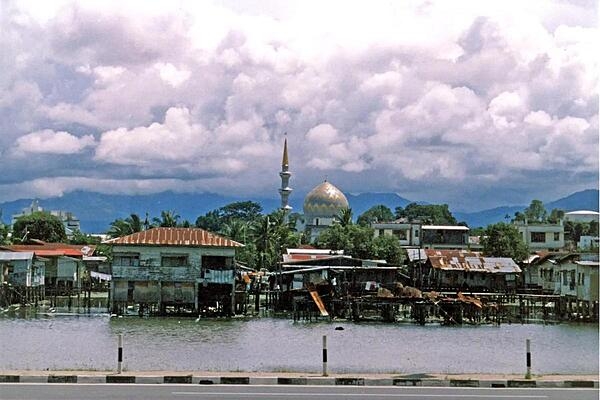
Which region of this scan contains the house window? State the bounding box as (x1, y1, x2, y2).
(113, 254, 140, 266)
(563, 271, 568, 285)
(161, 255, 188, 267)
(554, 232, 560, 241)
(581, 273, 585, 285)
(530, 232, 546, 243)
(393, 230, 407, 240)
(379, 229, 385, 237)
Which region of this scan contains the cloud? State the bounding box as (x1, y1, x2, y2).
(1, 0, 597, 211)
(14, 129, 96, 155)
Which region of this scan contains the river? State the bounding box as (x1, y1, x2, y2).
(0, 314, 597, 374)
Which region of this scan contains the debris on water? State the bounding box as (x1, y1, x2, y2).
(335, 326, 344, 331)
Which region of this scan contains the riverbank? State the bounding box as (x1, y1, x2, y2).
(0, 370, 597, 388)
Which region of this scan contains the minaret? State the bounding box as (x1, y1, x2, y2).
(279, 136, 293, 215)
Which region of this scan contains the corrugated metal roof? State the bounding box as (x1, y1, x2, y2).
(105, 227, 243, 247)
(3, 244, 96, 256)
(425, 249, 521, 273)
(0, 251, 34, 261)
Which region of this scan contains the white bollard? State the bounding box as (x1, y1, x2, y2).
(525, 338, 531, 379)
(322, 335, 328, 377)
(117, 334, 123, 374)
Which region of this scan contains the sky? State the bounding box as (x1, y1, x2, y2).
(1, 0, 598, 212)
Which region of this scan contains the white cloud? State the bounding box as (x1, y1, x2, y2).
(1, 0, 597, 210)
(14, 129, 95, 155)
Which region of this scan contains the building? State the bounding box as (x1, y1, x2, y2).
(514, 221, 565, 251)
(564, 210, 600, 223)
(278, 137, 293, 215)
(1, 242, 94, 296)
(556, 254, 599, 319)
(11, 200, 81, 236)
(372, 220, 421, 247)
(578, 236, 599, 250)
(418, 249, 521, 292)
(106, 227, 243, 316)
(372, 221, 470, 250)
(0, 251, 45, 306)
(302, 180, 350, 242)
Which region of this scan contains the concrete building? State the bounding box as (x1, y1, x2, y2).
(578, 235, 599, 250)
(372, 221, 470, 250)
(106, 227, 243, 316)
(11, 200, 81, 236)
(514, 221, 565, 251)
(564, 210, 600, 223)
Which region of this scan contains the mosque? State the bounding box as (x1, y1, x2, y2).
(278, 138, 350, 242)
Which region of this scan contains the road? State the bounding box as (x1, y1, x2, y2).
(0, 384, 598, 400)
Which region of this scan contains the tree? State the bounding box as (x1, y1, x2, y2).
(153, 210, 180, 227)
(371, 234, 405, 265)
(69, 230, 101, 245)
(394, 203, 457, 225)
(107, 213, 145, 238)
(336, 207, 353, 227)
(195, 201, 263, 233)
(0, 223, 10, 245)
(357, 205, 394, 226)
(548, 208, 565, 224)
(315, 224, 375, 260)
(524, 199, 547, 223)
(481, 222, 529, 261)
(12, 211, 67, 243)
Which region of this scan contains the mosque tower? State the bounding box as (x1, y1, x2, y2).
(279, 137, 293, 215)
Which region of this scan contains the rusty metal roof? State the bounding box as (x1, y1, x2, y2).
(425, 249, 521, 273)
(104, 227, 243, 247)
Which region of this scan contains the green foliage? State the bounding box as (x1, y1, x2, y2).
(107, 213, 145, 238)
(69, 230, 101, 245)
(357, 205, 394, 226)
(12, 211, 67, 243)
(548, 208, 565, 224)
(153, 210, 180, 227)
(315, 224, 377, 260)
(336, 207, 353, 227)
(247, 210, 300, 270)
(371, 234, 405, 265)
(564, 220, 598, 245)
(524, 199, 547, 223)
(0, 223, 10, 245)
(196, 201, 263, 233)
(394, 203, 457, 225)
(481, 222, 529, 261)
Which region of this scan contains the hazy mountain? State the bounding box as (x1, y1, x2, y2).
(454, 189, 599, 228)
(0, 189, 596, 233)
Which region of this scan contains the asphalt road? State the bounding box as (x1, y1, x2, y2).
(0, 384, 598, 400)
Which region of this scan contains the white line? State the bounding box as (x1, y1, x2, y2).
(172, 392, 548, 398)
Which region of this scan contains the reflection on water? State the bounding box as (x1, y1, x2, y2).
(1, 315, 597, 374)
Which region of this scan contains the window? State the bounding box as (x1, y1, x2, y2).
(113, 254, 139, 266)
(393, 230, 407, 240)
(581, 273, 585, 285)
(531, 232, 546, 243)
(379, 229, 385, 237)
(563, 271, 568, 285)
(161, 255, 188, 267)
(554, 232, 560, 241)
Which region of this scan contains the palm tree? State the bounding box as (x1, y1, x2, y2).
(336, 207, 353, 227)
(221, 219, 248, 243)
(107, 213, 145, 238)
(153, 210, 180, 227)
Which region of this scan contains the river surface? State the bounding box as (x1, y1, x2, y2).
(0, 314, 597, 374)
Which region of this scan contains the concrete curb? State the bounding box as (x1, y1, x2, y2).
(0, 374, 597, 388)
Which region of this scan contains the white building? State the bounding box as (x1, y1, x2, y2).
(514, 221, 565, 251)
(564, 210, 600, 224)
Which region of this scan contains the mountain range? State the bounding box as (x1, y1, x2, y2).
(0, 189, 597, 233)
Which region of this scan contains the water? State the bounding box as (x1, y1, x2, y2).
(0, 315, 597, 374)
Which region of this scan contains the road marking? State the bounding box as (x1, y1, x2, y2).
(172, 392, 548, 398)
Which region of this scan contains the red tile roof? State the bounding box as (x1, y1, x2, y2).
(105, 227, 243, 247)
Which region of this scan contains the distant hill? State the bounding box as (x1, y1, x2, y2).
(0, 189, 596, 233)
(454, 189, 599, 228)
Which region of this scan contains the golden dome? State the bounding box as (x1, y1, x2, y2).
(303, 180, 349, 217)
